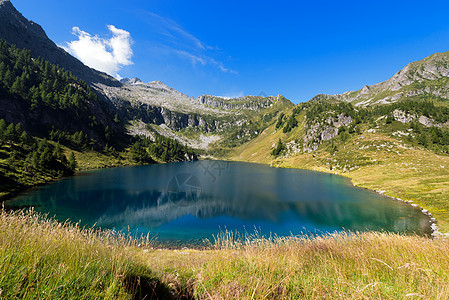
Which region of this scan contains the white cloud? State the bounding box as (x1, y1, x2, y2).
(63, 25, 133, 78)
(142, 11, 206, 51)
(173, 50, 238, 75)
(138, 10, 237, 74)
(174, 50, 206, 66)
(209, 58, 238, 75)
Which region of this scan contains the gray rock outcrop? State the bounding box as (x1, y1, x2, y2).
(303, 114, 353, 152)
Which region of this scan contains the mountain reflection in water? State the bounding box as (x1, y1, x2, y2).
(6, 161, 431, 245)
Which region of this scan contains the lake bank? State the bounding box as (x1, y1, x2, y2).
(0, 144, 142, 202)
(5, 160, 432, 245)
(226, 131, 449, 235)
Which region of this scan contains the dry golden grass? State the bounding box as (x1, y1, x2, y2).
(139, 231, 449, 299)
(0, 209, 172, 299)
(1, 209, 449, 299)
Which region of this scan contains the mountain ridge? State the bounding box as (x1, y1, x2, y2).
(311, 51, 449, 106)
(0, 0, 120, 87)
(1, 0, 448, 154)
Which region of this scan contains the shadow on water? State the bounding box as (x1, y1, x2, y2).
(5, 161, 432, 246)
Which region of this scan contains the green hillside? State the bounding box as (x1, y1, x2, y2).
(224, 99, 449, 233)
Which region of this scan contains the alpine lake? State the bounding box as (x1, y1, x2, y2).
(6, 161, 431, 246)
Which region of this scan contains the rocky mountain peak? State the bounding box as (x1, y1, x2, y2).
(0, 0, 46, 39)
(149, 80, 169, 88)
(309, 51, 449, 107)
(360, 85, 370, 94)
(0, 0, 12, 9)
(389, 52, 449, 89)
(120, 77, 144, 85)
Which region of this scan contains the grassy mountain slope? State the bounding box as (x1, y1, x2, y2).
(225, 99, 449, 234)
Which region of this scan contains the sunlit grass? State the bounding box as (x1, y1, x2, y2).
(64, 147, 136, 171)
(1, 209, 448, 299)
(0, 209, 169, 299)
(141, 231, 449, 299)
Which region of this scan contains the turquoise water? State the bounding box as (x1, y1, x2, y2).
(6, 161, 431, 245)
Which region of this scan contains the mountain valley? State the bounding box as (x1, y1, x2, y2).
(2, 0, 449, 299)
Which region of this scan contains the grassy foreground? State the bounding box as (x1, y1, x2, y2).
(0, 209, 174, 299)
(1, 209, 449, 299)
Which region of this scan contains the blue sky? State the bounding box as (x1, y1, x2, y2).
(12, 0, 449, 103)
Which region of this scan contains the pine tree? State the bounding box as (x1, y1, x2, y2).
(3, 69, 13, 86)
(4, 123, 15, 141)
(0, 62, 6, 80)
(10, 77, 23, 94)
(52, 78, 60, 92)
(31, 150, 39, 168)
(39, 146, 50, 166)
(52, 143, 62, 160)
(14, 123, 23, 137)
(271, 138, 285, 157)
(161, 149, 169, 162)
(0, 119, 6, 138)
(103, 126, 110, 141)
(68, 152, 77, 171)
(19, 131, 29, 146)
(417, 132, 428, 147)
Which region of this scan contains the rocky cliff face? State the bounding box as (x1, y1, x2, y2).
(116, 101, 238, 133)
(96, 79, 287, 143)
(311, 51, 449, 106)
(0, 0, 119, 87)
(303, 114, 353, 152)
(198, 95, 276, 111)
(0, 95, 113, 145)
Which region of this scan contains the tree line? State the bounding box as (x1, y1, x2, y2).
(0, 118, 76, 175)
(0, 39, 113, 148)
(130, 135, 197, 163)
(0, 40, 98, 114)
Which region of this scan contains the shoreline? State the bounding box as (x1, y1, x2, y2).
(3, 157, 444, 244)
(266, 159, 446, 238)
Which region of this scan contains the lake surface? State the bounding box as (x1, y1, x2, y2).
(6, 160, 431, 245)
